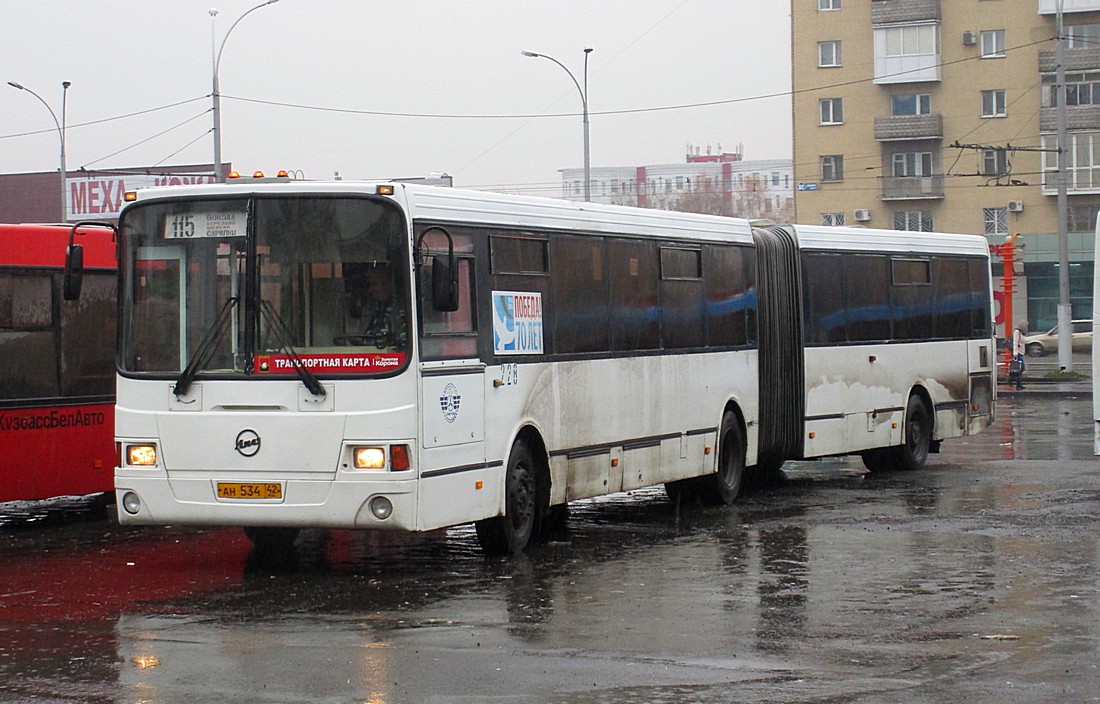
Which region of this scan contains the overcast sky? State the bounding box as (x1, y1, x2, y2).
(1, 1, 792, 196)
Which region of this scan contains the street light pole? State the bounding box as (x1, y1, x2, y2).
(211, 0, 278, 182)
(8, 80, 70, 221)
(1055, 0, 1073, 371)
(522, 48, 593, 202)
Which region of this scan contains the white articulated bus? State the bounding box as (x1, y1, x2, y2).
(109, 178, 996, 553)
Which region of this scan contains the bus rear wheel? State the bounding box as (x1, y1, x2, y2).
(476, 441, 539, 555)
(897, 395, 932, 471)
(698, 411, 746, 506)
(860, 395, 932, 473)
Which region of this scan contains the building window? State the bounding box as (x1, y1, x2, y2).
(819, 40, 842, 67)
(891, 151, 933, 177)
(983, 207, 1008, 236)
(891, 93, 931, 115)
(982, 148, 1008, 176)
(884, 24, 937, 57)
(981, 89, 1006, 117)
(821, 155, 844, 181)
(1043, 72, 1100, 107)
(1066, 24, 1100, 49)
(1042, 132, 1100, 192)
(874, 24, 939, 84)
(894, 210, 933, 232)
(819, 97, 843, 124)
(821, 212, 845, 226)
(818, 0, 841, 10)
(981, 29, 1007, 57)
(981, 30, 1007, 58)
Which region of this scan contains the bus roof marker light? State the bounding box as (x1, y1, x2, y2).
(124, 191, 138, 202)
(376, 184, 395, 196)
(253, 170, 265, 179)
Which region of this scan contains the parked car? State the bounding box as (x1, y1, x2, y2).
(1024, 319, 1093, 357)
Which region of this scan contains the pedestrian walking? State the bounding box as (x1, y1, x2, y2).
(1009, 319, 1028, 389)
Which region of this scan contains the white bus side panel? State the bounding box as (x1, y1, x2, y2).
(802, 340, 974, 458)
(480, 351, 758, 508)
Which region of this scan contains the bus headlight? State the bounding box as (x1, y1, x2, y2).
(353, 447, 386, 469)
(369, 496, 393, 520)
(122, 492, 142, 515)
(127, 444, 157, 466)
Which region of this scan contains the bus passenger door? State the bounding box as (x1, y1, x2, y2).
(415, 245, 491, 530)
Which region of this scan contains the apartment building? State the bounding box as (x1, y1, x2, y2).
(792, 0, 1097, 331)
(560, 148, 794, 221)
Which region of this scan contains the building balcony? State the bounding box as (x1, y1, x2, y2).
(1040, 104, 1100, 132)
(1038, 0, 1100, 14)
(874, 113, 943, 141)
(1038, 47, 1100, 73)
(881, 175, 945, 200)
(872, 0, 940, 25)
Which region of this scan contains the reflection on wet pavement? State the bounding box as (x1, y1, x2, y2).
(1, 396, 1097, 703)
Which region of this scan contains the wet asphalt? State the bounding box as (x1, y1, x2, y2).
(1, 389, 1098, 703)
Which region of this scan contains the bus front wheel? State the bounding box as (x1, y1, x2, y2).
(476, 441, 538, 555)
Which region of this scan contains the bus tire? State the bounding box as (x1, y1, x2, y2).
(897, 394, 932, 471)
(699, 411, 746, 506)
(860, 448, 892, 474)
(861, 395, 932, 473)
(476, 441, 538, 555)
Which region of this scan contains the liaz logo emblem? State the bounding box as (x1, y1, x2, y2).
(440, 383, 461, 424)
(235, 429, 261, 457)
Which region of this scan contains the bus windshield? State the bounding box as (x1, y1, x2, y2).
(118, 195, 410, 379)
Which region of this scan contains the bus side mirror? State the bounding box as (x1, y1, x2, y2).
(431, 254, 460, 312)
(63, 244, 84, 300)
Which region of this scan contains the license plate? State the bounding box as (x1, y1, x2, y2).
(217, 482, 283, 500)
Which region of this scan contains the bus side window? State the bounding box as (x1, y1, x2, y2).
(968, 257, 992, 337)
(0, 271, 61, 399)
(419, 256, 477, 360)
(846, 255, 891, 342)
(60, 271, 116, 396)
(803, 253, 847, 344)
(933, 257, 970, 340)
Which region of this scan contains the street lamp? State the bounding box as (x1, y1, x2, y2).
(210, 0, 279, 182)
(522, 47, 593, 202)
(8, 80, 71, 221)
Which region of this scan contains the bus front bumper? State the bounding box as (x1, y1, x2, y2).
(114, 473, 418, 531)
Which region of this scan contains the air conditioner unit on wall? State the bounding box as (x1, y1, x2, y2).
(1008, 200, 1024, 212)
(854, 208, 871, 222)
(962, 31, 977, 46)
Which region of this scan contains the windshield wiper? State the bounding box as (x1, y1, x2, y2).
(174, 296, 238, 398)
(258, 299, 326, 397)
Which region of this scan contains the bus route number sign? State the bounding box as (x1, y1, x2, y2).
(164, 210, 248, 239)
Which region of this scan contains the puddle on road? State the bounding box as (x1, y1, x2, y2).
(3, 396, 1098, 703)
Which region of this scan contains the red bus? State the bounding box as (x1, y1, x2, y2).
(0, 223, 116, 502)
